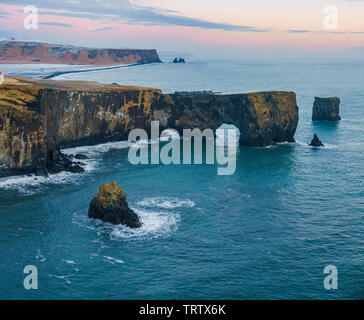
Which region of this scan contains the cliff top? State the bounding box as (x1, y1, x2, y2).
(0, 40, 161, 65)
(0, 40, 154, 52)
(1, 77, 161, 92)
(0, 77, 162, 111)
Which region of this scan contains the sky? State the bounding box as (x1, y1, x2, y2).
(0, 0, 363, 59)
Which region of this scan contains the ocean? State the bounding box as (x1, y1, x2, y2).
(0, 58, 363, 299)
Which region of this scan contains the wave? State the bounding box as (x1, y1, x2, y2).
(36, 250, 46, 262)
(49, 274, 73, 285)
(103, 256, 124, 264)
(159, 129, 180, 142)
(0, 158, 96, 195)
(110, 208, 180, 240)
(0, 141, 130, 194)
(294, 140, 337, 149)
(271, 141, 337, 149)
(73, 207, 180, 241)
(0, 171, 84, 195)
(62, 140, 131, 157)
(137, 197, 195, 209)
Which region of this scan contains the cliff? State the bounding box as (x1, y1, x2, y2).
(0, 77, 298, 175)
(0, 41, 161, 65)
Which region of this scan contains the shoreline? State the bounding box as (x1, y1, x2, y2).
(43, 62, 146, 79)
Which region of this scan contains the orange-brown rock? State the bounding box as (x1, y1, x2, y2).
(0, 41, 161, 65)
(0, 77, 299, 175)
(89, 182, 142, 228)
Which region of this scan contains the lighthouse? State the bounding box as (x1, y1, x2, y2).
(0, 72, 4, 85)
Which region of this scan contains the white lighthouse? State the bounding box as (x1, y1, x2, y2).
(0, 72, 4, 85)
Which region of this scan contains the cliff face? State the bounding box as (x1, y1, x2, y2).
(0, 82, 46, 171)
(0, 41, 161, 65)
(153, 91, 298, 147)
(0, 77, 298, 175)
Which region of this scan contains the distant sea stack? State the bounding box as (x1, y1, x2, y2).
(312, 97, 341, 121)
(0, 41, 162, 65)
(309, 134, 324, 147)
(0, 77, 298, 175)
(173, 57, 185, 63)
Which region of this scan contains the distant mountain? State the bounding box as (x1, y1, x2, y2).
(0, 41, 162, 65)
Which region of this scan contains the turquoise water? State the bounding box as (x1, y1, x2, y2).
(0, 60, 364, 299)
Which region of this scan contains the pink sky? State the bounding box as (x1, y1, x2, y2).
(0, 1, 363, 56)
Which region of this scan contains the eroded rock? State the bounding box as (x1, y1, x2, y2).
(44, 148, 85, 174)
(0, 77, 299, 175)
(309, 134, 324, 147)
(312, 97, 341, 121)
(88, 182, 142, 228)
(75, 154, 88, 160)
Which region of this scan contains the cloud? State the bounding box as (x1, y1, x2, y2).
(38, 22, 74, 27)
(89, 27, 113, 32)
(3, 1, 363, 35)
(0, 8, 12, 19)
(2, 0, 269, 32)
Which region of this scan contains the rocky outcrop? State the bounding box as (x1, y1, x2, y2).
(312, 97, 341, 121)
(75, 154, 88, 160)
(0, 41, 161, 65)
(309, 134, 324, 147)
(0, 77, 299, 175)
(173, 57, 185, 63)
(89, 182, 142, 228)
(154, 91, 298, 147)
(41, 148, 84, 175)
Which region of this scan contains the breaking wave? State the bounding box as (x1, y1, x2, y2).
(0, 141, 130, 194)
(73, 207, 180, 241)
(295, 140, 337, 149)
(137, 197, 195, 209)
(62, 140, 132, 157)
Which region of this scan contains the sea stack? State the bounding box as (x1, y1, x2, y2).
(309, 134, 324, 147)
(312, 97, 341, 121)
(88, 182, 142, 228)
(173, 57, 185, 63)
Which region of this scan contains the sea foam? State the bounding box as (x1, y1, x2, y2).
(0, 141, 130, 194)
(110, 208, 180, 240)
(137, 197, 195, 209)
(73, 206, 180, 241)
(62, 140, 131, 157)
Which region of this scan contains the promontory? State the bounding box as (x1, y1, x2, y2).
(0, 41, 161, 65)
(0, 77, 298, 176)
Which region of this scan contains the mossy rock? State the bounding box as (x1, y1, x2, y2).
(88, 182, 142, 228)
